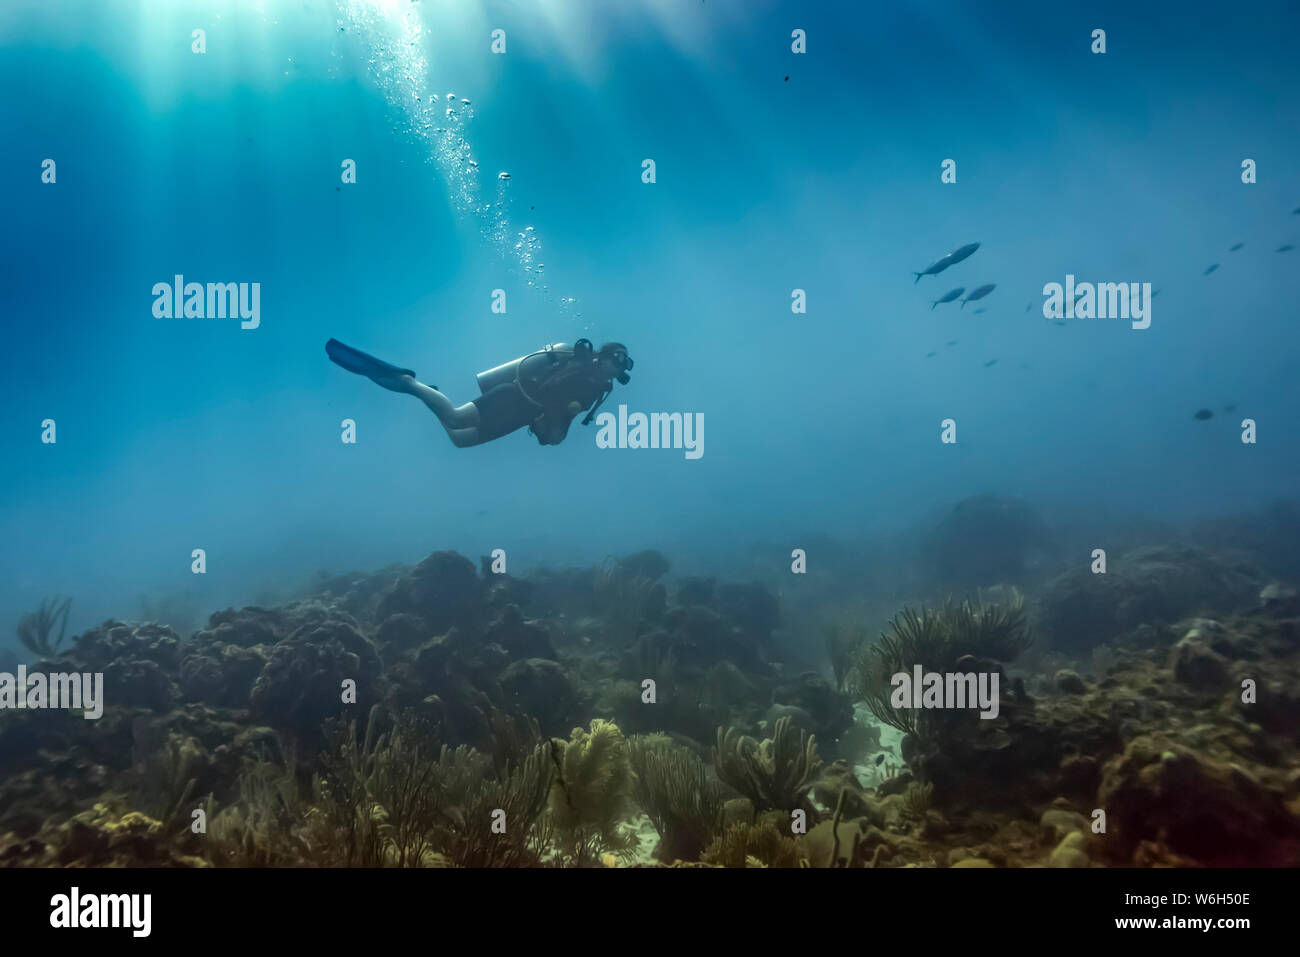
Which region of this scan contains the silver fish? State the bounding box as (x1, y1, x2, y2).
(913, 242, 980, 283)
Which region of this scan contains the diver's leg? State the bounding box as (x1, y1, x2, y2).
(405, 379, 480, 430)
(326, 339, 486, 444)
(447, 427, 484, 448)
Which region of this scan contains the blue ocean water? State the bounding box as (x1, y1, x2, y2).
(2, 0, 1298, 640)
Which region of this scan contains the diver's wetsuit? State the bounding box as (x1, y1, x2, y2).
(474, 363, 611, 444)
(471, 383, 538, 443)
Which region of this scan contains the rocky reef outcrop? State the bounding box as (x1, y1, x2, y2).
(1035, 544, 1263, 654)
(923, 494, 1056, 588)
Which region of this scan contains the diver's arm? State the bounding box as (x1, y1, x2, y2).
(530, 401, 584, 445)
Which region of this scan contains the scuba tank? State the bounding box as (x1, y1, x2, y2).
(475, 340, 593, 405)
(474, 354, 538, 394)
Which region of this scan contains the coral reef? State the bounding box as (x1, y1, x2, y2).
(701, 822, 802, 868)
(249, 619, 385, 750)
(714, 716, 822, 814)
(1097, 733, 1300, 866)
(628, 733, 724, 862)
(848, 592, 1031, 754)
(16, 596, 72, 659)
(548, 719, 638, 865)
(3, 537, 1298, 869)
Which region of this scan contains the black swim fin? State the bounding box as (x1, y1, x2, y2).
(326, 338, 426, 391)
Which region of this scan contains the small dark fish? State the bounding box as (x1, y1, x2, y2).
(1224, 403, 1237, 413)
(973, 307, 987, 314)
(961, 283, 996, 307)
(1194, 408, 1214, 421)
(875, 754, 885, 766)
(1203, 264, 1219, 275)
(1228, 242, 1244, 252)
(946, 339, 957, 346)
(783, 75, 789, 82)
(1279, 244, 1295, 252)
(925, 351, 937, 358)
(913, 242, 980, 283)
(1152, 289, 1161, 297)
(1025, 302, 1031, 312)
(1293, 206, 1300, 214)
(984, 359, 998, 367)
(931, 287, 965, 309)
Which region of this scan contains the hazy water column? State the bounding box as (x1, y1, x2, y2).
(335, 1, 581, 325)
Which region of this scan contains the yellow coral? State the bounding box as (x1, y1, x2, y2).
(549, 719, 638, 866)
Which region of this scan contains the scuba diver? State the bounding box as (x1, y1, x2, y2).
(325, 337, 633, 447)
